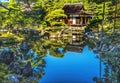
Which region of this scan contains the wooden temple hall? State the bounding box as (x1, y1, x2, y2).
(62, 3, 93, 27)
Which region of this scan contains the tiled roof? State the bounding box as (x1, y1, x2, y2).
(63, 3, 85, 14)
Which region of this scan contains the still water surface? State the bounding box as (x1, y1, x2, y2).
(40, 46, 104, 83)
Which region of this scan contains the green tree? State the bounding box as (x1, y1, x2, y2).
(45, 9, 66, 26)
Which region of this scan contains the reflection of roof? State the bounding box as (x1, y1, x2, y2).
(65, 45, 83, 52)
(63, 3, 93, 15)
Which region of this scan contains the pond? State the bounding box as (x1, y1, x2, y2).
(0, 34, 105, 83)
(40, 46, 104, 83)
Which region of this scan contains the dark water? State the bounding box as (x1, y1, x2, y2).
(40, 46, 104, 83)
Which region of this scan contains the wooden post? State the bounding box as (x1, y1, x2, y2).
(72, 14, 73, 25)
(81, 16, 83, 25)
(79, 14, 80, 25)
(84, 16, 86, 25)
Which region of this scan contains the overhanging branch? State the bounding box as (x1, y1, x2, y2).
(0, 2, 10, 10)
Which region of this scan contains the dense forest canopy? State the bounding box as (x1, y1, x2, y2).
(0, 0, 119, 28)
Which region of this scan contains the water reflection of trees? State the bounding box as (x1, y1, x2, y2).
(0, 38, 46, 83)
(0, 30, 69, 82)
(0, 30, 97, 83)
(44, 40, 67, 58)
(87, 32, 120, 83)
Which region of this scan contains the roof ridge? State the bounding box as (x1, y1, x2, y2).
(64, 2, 83, 5)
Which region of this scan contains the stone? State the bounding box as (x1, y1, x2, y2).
(8, 62, 22, 74)
(22, 62, 33, 76)
(101, 44, 108, 51)
(110, 47, 115, 52)
(0, 48, 14, 64)
(20, 42, 29, 50)
(8, 74, 22, 83)
(93, 47, 99, 53)
(20, 41, 29, 55)
(109, 45, 113, 51)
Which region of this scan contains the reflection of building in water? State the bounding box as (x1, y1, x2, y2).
(65, 34, 85, 52)
(65, 45, 83, 52)
(65, 37, 86, 52)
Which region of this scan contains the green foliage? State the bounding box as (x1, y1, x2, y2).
(45, 9, 67, 26)
(94, 32, 120, 83)
(88, 19, 102, 28)
(0, 0, 119, 29)
(88, 0, 112, 4)
(0, 0, 46, 28)
(0, 63, 12, 83)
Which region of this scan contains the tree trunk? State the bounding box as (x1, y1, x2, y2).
(113, 0, 117, 33)
(102, 0, 105, 38)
